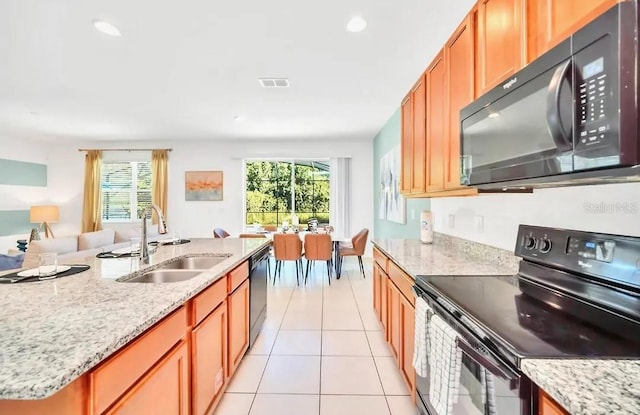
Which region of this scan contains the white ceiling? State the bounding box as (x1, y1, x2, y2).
(0, 0, 476, 142)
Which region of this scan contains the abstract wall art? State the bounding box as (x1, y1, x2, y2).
(379, 145, 406, 224)
(185, 171, 223, 201)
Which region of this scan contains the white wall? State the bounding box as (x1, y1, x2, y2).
(430, 183, 640, 250)
(48, 138, 374, 250)
(0, 137, 55, 252)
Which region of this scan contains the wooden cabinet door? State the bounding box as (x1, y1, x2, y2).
(400, 94, 413, 193)
(411, 75, 427, 193)
(373, 263, 381, 321)
(527, 0, 619, 62)
(400, 293, 416, 398)
(228, 279, 250, 378)
(476, 0, 523, 95)
(381, 270, 388, 338)
(445, 15, 475, 190)
(105, 342, 189, 415)
(387, 279, 401, 361)
(426, 50, 447, 193)
(540, 391, 569, 415)
(192, 302, 227, 415)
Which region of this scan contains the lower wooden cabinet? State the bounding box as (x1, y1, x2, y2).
(540, 391, 569, 415)
(400, 293, 416, 395)
(387, 279, 402, 361)
(228, 278, 250, 378)
(105, 341, 190, 415)
(192, 302, 227, 415)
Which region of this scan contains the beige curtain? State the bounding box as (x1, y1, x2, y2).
(151, 149, 169, 223)
(81, 150, 102, 233)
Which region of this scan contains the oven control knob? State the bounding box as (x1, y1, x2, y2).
(524, 237, 536, 250)
(539, 239, 552, 253)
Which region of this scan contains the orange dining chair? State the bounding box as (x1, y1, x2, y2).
(303, 233, 333, 285)
(239, 233, 271, 278)
(263, 225, 277, 232)
(337, 228, 369, 278)
(213, 228, 230, 238)
(272, 233, 303, 286)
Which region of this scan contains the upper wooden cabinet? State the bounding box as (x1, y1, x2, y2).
(445, 15, 475, 190)
(400, 94, 413, 193)
(475, 0, 524, 95)
(411, 76, 427, 194)
(426, 51, 447, 193)
(527, 0, 621, 62)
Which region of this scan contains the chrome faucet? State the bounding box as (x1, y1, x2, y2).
(140, 204, 168, 264)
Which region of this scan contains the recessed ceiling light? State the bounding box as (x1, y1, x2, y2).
(346, 16, 367, 33)
(488, 112, 500, 118)
(234, 115, 243, 121)
(92, 19, 122, 37)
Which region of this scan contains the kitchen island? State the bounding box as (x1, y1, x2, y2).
(0, 237, 269, 414)
(372, 236, 640, 415)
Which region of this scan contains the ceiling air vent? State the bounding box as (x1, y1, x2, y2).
(259, 78, 290, 88)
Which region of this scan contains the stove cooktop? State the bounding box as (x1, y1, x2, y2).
(415, 274, 640, 361)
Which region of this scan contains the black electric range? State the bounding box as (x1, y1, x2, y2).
(413, 225, 640, 415)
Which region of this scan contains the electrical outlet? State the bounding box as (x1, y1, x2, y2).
(475, 215, 484, 232)
(448, 214, 455, 229)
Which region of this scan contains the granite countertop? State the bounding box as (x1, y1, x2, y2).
(374, 237, 640, 415)
(371, 238, 519, 277)
(0, 238, 269, 400)
(522, 359, 640, 415)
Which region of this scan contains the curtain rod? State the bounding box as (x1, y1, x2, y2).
(78, 148, 173, 152)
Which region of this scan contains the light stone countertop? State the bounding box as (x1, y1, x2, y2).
(374, 237, 640, 415)
(522, 359, 640, 415)
(0, 238, 269, 400)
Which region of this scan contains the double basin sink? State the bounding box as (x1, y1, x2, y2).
(118, 256, 230, 283)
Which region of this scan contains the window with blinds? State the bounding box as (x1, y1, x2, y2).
(101, 161, 152, 221)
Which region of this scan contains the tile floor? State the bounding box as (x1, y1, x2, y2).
(214, 258, 417, 415)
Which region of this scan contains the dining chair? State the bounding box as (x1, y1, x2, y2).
(272, 233, 303, 286)
(337, 228, 369, 278)
(213, 228, 230, 238)
(303, 233, 333, 285)
(239, 233, 271, 278)
(263, 225, 277, 232)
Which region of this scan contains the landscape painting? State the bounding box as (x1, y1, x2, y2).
(379, 145, 406, 224)
(185, 171, 223, 201)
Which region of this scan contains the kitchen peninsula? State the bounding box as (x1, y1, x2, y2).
(0, 237, 270, 415)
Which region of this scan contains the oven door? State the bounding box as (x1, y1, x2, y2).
(415, 288, 531, 415)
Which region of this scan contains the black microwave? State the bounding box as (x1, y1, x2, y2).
(460, 1, 640, 189)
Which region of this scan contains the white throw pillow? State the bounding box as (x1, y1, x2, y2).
(78, 229, 116, 251)
(23, 236, 79, 269)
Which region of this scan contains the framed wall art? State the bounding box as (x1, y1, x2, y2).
(185, 171, 223, 201)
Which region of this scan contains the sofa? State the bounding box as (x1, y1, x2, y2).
(22, 226, 162, 269)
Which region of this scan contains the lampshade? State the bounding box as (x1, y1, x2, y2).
(30, 205, 59, 223)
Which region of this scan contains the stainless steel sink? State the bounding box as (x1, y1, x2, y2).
(159, 256, 228, 270)
(120, 270, 203, 283)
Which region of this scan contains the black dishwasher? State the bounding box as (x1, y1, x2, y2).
(249, 246, 269, 348)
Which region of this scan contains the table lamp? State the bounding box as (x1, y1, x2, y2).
(30, 205, 59, 239)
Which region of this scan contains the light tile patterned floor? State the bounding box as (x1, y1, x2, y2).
(214, 258, 417, 415)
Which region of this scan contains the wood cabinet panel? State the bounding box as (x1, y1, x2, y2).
(411, 76, 427, 193)
(228, 261, 249, 293)
(228, 279, 250, 378)
(388, 261, 415, 307)
(373, 247, 389, 274)
(400, 293, 416, 400)
(192, 302, 227, 415)
(445, 15, 475, 190)
(401, 95, 413, 193)
(527, 0, 620, 62)
(105, 342, 189, 415)
(0, 377, 88, 415)
(476, 0, 523, 95)
(381, 266, 388, 338)
(193, 277, 227, 326)
(373, 263, 381, 321)
(90, 307, 188, 415)
(387, 279, 401, 360)
(426, 51, 447, 192)
(540, 391, 569, 415)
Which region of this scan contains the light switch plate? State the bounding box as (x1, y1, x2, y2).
(475, 215, 484, 232)
(448, 214, 455, 229)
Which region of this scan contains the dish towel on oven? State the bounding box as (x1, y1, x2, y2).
(481, 367, 498, 415)
(428, 314, 462, 415)
(412, 296, 432, 377)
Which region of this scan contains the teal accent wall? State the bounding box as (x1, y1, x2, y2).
(0, 158, 47, 187)
(373, 108, 430, 239)
(0, 210, 32, 236)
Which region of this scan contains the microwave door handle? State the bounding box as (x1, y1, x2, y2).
(456, 338, 520, 390)
(546, 59, 573, 152)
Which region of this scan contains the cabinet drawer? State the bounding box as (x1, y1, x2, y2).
(193, 277, 227, 326)
(373, 247, 389, 274)
(228, 261, 249, 293)
(90, 306, 188, 415)
(388, 262, 415, 307)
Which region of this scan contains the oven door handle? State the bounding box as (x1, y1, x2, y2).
(456, 338, 520, 390)
(546, 59, 573, 152)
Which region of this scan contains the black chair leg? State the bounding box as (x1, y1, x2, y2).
(336, 256, 342, 279)
(295, 260, 300, 286)
(326, 260, 331, 285)
(305, 259, 310, 284)
(358, 256, 365, 278)
(266, 259, 271, 282)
